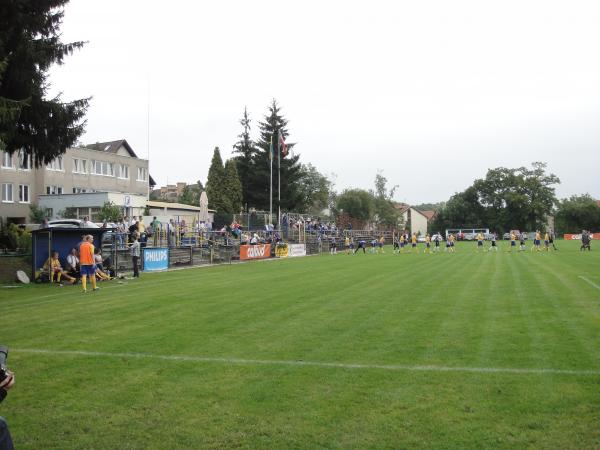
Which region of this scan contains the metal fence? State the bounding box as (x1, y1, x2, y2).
(100, 227, 403, 277)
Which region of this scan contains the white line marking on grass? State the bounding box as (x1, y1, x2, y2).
(14, 348, 600, 377)
(579, 276, 600, 291)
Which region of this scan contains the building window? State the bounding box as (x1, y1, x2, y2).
(118, 164, 129, 179)
(2, 183, 13, 202)
(137, 167, 147, 181)
(46, 156, 64, 171)
(89, 207, 101, 222)
(18, 184, 30, 203)
(46, 185, 63, 195)
(73, 158, 87, 174)
(72, 187, 87, 193)
(17, 150, 31, 170)
(1, 152, 13, 169)
(91, 160, 114, 176)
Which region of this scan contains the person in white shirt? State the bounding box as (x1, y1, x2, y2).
(82, 216, 94, 228)
(66, 248, 79, 276)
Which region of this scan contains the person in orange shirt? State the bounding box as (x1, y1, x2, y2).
(79, 235, 98, 292)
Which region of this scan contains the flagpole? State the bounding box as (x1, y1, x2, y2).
(277, 130, 281, 230)
(269, 135, 273, 227)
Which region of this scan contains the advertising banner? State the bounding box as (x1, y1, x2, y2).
(143, 247, 169, 271)
(240, 244, 271, 260)
(275, 244, 289, 258)
(564, 233, 598, 240)
(288, 244, 307, 257)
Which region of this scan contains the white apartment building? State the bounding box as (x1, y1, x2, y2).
(0, 139, 154, 225)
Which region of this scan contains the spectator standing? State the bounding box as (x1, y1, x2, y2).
(130, 233, 141, 278)
(82, 216, 94, 228)
(128, 218, 138, 244)
(138, 216, 147, 247)
(150, 216, 160, 246)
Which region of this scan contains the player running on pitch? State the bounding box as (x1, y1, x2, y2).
(344, 235, 351, 255)
(411, 233, 418, 254)
(531, 230, 542, 252)
(378, 236, 385, 254)
(476, 232, 485, 252)
(508, 231, 517, 252)
(519, 232, 526, 251)
(392, 233, 400, 254)
(354, 239, 367, 254)
(488, 232, 498, 252)
(433, 232, 442, 252)
(330, 236, 337, 255)
(424, 233, 431, 254)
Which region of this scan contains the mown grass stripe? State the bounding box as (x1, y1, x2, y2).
(14, 348, 600, 376)
(579, 275, 600, 291)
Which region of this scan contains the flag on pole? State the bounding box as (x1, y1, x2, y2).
(278, 130, 288, 156)
(269, 135, 274, 161)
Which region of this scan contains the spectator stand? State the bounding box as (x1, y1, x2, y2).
(31, 227, 113, 281)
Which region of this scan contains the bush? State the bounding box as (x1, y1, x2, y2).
(4, 224, 31, 253)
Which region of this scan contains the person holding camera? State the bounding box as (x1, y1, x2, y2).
(0, 346, 15, 450)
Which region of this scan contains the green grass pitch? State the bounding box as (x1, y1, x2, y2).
(1, 240, 599, 449)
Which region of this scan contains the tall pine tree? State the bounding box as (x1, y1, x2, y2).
(0, 0, 89, 164)
(249, 99, 303, 212)
(223, 159, 243, 214)
(231, 106, 256, 209)
(205, 147, 227, 213)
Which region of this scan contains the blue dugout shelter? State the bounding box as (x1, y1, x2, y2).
(31, 227, 112, 279)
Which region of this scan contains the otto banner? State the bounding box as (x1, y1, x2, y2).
(143, 247, 169, 271)
(275, 244, 289, 258)
(240, 244, 271, 260)
(288, 244, 307, 257)
(564, 233, 598, 240)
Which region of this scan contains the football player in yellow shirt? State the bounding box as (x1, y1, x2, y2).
(424, 234, 431, 254)
(508, 232, 517, 252)
(449, 233, 456, 253)
(532, 230, 542, 252)
(476, 232, 484, 252)
(411, 233, 418, 254)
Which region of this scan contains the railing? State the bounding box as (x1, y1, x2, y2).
(100, 227, 402, 276)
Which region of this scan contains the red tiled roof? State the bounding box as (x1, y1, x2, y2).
(420, 210, 436, 221)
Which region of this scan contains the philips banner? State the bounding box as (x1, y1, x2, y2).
(143, 247, 169, 271)
(288, 244, 307, 257)
(240, 244, 271, 260)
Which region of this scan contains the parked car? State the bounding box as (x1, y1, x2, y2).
(417, 235, 427, 243)
(503, 230, 522, 240)
(47, 219, 99, 228)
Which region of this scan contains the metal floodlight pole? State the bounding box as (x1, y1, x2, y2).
(277, 131, 281, 230)
(270, 152, 273, 228)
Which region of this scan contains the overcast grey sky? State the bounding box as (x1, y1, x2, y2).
(49, 0, 600, 204)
